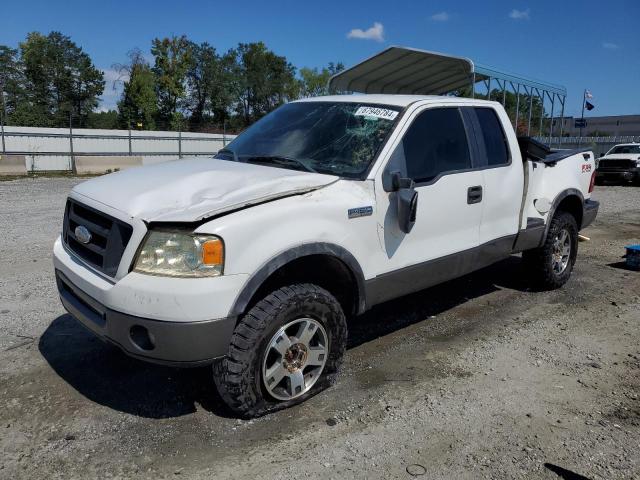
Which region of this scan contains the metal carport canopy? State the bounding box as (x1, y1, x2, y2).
(328, 46, 566, 97)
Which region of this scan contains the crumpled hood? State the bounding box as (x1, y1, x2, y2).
(72, 157, 338, 222)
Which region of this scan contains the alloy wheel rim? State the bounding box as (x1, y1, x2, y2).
(551, 228, 571, 274)
(262, 318, 328, 401)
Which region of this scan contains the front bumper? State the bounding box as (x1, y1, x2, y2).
(53, 236, 249, 366)
(56, 270, 236, 366)
(596, 168, 640, 183)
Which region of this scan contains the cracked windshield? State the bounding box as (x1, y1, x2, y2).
(216, 102, 400, 178)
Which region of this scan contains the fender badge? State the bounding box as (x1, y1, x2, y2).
(348, 206, 373, 219)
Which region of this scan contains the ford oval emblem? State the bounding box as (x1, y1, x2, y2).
(74, 225, 92, 244)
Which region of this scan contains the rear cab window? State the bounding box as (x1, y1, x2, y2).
(473, 107, 511, 167)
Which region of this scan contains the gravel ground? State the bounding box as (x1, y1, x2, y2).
(0, 177, 639, 480)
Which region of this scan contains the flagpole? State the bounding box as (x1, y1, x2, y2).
(578, 89, 586, 147)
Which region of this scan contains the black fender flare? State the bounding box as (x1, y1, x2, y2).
(229, 243, 367, 317)
(540, 188, 584, 245)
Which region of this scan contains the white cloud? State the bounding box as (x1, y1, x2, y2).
(347, 22, 384, 42)
(98, 68, 127, 112)
(430, 12, 450, 22)
(509, 8, 530, 20)
(602, 42, 619, 50)
(102, 68, 125, 82)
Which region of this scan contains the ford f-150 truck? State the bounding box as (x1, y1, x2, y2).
(595, 143, 640, 185)
(53, 95, 599, 417)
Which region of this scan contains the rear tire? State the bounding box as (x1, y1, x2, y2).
(213, 283, 347, 418)
(522, 211, 578, 290)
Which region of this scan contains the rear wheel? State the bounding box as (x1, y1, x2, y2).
(523, 211, 578, 289)
(213, 283, 347, 418)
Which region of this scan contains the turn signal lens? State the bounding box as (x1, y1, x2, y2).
(201, 239, 224, 265)
(588, 171, 596, 193)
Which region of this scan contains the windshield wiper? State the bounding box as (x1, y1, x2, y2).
(246, 155, 317, 173)
(216, 148, 238, 162)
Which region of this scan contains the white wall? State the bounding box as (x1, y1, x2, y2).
(1, 126, 236, 171)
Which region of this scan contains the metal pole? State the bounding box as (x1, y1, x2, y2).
(128, 127, 132, 155)
(178, 127, 182, 159)
(0, 81, 6, 155)
(548, 93, 555, 146)
(501, 80, 506, 106)
(487, 77, 491, 101)
(578, 89, 586, 147)
(538, 90, 544, 137)
(471, 72, 476, 98)
(514, 84, 521, 133)
(223, 120, 227, 147)
(527, 88, 533, 136)
(558, 96, 565, 147)
(69, 112, 76, 174)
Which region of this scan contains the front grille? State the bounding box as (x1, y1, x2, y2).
(598, 159, 636, 170)
(63, 199, 133, 277)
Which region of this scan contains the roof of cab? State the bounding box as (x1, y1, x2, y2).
(294, 93, 498, 108)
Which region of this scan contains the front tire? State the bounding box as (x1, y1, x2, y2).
(213, 284, 347, 418)
(522, 211, 578, 290)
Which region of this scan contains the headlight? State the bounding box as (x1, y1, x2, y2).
(133, 231, 224, 277)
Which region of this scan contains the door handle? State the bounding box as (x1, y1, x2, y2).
(467, 186, 483, 204)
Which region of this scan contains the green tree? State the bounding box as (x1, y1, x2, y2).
(233, 42, 298, 125)
(0, 45, 26, 124)
(116, 49, 158, 130)
(86, 110, 119, 129)
(151, 35, 192, 129)
(185, 43, 239, 130)
(18, 31, 104, 127)
(298, 62, 344, 98)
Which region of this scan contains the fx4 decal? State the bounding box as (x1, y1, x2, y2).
(582, 164, 592, 173)
(348, 206, 373, 219)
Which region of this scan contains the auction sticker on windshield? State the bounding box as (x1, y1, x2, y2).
(354, 106, 399, 121)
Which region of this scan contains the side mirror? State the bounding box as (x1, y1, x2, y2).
(599, 152, 605, 157)
(383, 170, 413, 192)
(383, 171, 418, 233)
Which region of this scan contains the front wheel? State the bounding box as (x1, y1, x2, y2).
(522, 211, 578, 290)
(213, 284, 347, 418)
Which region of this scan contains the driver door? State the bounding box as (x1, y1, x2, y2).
(371, 105, 484, 303)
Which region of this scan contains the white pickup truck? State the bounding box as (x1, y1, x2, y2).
(53, 95, 599, 417)
(595, 143, 640, 185)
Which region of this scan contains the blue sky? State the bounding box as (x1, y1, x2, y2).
(3, 0, 639, 117)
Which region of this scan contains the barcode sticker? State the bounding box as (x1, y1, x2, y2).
(354, 106, 398, 121)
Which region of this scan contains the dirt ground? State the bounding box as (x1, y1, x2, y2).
(0, 177, 638, 480)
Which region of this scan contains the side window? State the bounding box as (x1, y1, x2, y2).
(475, 108, 510, 166)
(396, 108, 471, 184)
